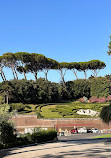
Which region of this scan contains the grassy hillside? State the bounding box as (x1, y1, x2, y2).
(40, 102, 109, 118)
(10, 102, 109, 118)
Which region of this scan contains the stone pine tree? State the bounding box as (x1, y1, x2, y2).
(43, 58, 58, 80)
(25, 53, 47, 81)
(0, 56, 6, 81)
(15, 52, 30, 80)
(55, 62, 69, 84)
(2, 53, 18, 80)
(88, 60, 106, 77)
(68, 62, 80, 80)
(78, 62, 89, 79)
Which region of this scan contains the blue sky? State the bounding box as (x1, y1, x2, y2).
(0, 0, 111, 82)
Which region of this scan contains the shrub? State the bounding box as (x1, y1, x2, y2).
(0, 129, 57, 150)
(79, 98, 85, 103)
(0, 143, 4, 150)
(90, 77, 110, 98)
(89, 96, 98, 103)
(0, 96, 5, 104)
(106, 95, 111, 102)
(79, 96, 88, 103)
(66, 79, 90, 99)
(9, 103, 25, 112)
(36, 111, 44, 119)
(98, 97, 106, 103)
(100, 103, 111, 123)
(30, 129, 57, 143)
(0, 121, 16, 144)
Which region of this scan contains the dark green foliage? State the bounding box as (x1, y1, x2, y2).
(36, 111, 44, 118)
(90, 77, 110, 98)
(0, 121, 16, 144)
(66, 79, 91, 99)
(0, 129, 57, 150)
(0, 77, 111, 105)
(0, 78, 69, 104)
(107, 36, 111, 55)
(100, 103, 111, 123)
(9, 103, 25, 112)
(30, 130, 57, 143)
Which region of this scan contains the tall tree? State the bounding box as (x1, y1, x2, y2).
(43, 58, 58, 80)
(107, 36, 111, 55)
(68, 62, 80, 80)
(88, 60, 106, 77)
(25, 53, 47, 80)
(55, 62, 69, 84)
(78, 62, 89, 79)
(2, 53, 18, 80)
(0, 56, 6, 81)
(15, 52, 30, 80)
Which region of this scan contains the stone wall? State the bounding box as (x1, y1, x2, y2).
(11, 115, 111, 133)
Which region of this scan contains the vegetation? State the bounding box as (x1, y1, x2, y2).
(40, 102, 108, 118)
(90, 77, 110, 98)
(0, 52, 106, 82)
(0, 104, 17, 147)
(0, 129, 57, 150)
(0, 76, 110, 104)
(94, 134, 111, 138)
(100, 102, 111, 124)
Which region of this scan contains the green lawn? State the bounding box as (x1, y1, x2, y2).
(94, 134, 111, 138)
(40, 102, 109, 118)
(16, 102, 109, 118)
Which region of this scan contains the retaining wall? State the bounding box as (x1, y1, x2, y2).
(11, 115, 111, 133)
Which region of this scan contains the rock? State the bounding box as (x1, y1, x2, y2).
(76, 109, 99, 116)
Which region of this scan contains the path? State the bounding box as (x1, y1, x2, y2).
(0, 135, 111, 158)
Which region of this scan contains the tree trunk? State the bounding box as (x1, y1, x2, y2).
(60, 69, 66, 87)
(1, 68, 6, 81)
(45, 70, 49, 80)
(84, 71, 87, 79)
(23, 70, 27, 80)
(34, 72, 38, 81)
(73, 69, 78, 80)
(0, 72, 5, 81)
(11, 65, 16, 79)
(22, 62, 27, 80)
(14, 68, 18, 80)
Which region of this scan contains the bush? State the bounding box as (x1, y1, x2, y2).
(0, 96, 5, 104)
(0, 143, 4, 150)
(90, 77, 110, 98)
(36, 111, 44, 119)
(79, 97, 88, 103)
(30, 129, 57, 143)
(9, 103, 25, 112)
(106, 95, 111, 102)
(100, 103, 111, 123)
(66, 79, 90, 100)
(89, 96, 98, 103)
(98, 97, 106, 103)
(0, 121, 16, 144)
(0, 129, 57, 150)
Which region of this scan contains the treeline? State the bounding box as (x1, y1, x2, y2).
(0, 76, 111, 104)
(0, 52, 106, 82)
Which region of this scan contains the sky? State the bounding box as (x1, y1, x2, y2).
(0, 0, 111, 83)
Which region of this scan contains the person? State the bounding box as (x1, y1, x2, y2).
(59, 128, 62, 136)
